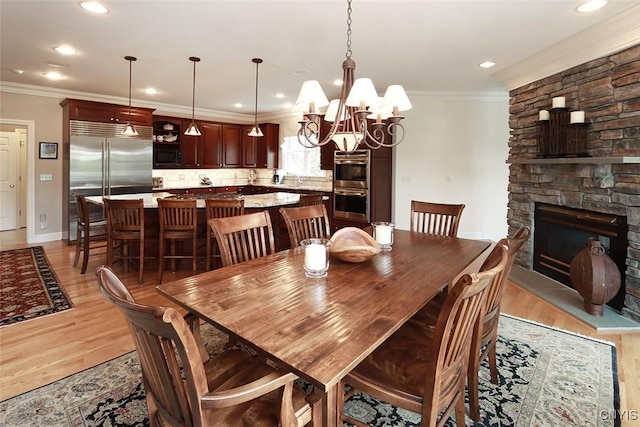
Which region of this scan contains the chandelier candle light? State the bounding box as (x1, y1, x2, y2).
(121, 56, 138, 136)
(295, 0, 411, 153)
(248, 58, 264, 137)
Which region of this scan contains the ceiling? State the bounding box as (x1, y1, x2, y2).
(2, 0, 640, 119)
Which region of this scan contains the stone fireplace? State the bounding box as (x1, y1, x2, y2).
(506, 44, 640, 322)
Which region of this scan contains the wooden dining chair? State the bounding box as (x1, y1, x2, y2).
(96, 265, 321, 427)
(279, 204, 331, 248)
(297, 193, 324, 207)
(204, 198, 245, 270)
(72, 193, 107, 274)
(339, 245, 509, 427)
(410, 200, 465, 237)
(408, 226, 531, 421)
(157, 198, 198, 284)
(104, 198, 145, 285)
(208, 211, 275, 267)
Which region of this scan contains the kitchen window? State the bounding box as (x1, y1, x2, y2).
(280, 136, 322, 176)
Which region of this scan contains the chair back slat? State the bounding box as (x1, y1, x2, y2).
(105, 198, 144, 233)
(158, 199, 197, 232)
(208, 211, 275, 267)
(280, 204, 331, 248)
(410, 200, 465, 237)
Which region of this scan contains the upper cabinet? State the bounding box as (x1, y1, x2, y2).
(181, 120, 223, 168)
(257, 123, 280, 169)
(61, 98, 154, 126)
(221, 124, 242, 168)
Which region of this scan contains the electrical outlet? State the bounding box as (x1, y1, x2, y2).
(179, 174, 185, 180)
(401, 176, 411, 183)
(39, 174, 53, 181)
(199, 174, 206, 179)
(40, 222, 48, 229)
(39, 214, 46, 221)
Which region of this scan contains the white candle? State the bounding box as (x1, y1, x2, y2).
(304, 243, 326, 271)
(552, 97, 565, 108)
(375, 225, 392, 245)
(539, 110, 549, 121)
(570, 111, 585, 123)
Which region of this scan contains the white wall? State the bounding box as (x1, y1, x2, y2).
(393, 94, 510, 241)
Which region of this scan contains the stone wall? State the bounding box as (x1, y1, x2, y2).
(506, 44, 640, 321)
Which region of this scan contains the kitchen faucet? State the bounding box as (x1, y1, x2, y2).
(287, 171, 302, 186)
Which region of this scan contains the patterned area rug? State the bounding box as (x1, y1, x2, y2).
(0, 315, 619, 426)
(0, 246, 73, 326)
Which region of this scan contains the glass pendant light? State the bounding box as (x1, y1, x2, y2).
(121, 56, 138, 136)
(248, 58, 264, 137)
(184, 56, 201, 136)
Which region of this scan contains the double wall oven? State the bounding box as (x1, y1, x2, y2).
(333, 150, 370, 222)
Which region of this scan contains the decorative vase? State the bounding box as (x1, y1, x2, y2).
(569, 238, 621, 317)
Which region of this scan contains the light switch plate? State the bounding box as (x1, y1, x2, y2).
(40, 174, 53, 181)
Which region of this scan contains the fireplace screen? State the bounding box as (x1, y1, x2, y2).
(533, 203, 627, 311)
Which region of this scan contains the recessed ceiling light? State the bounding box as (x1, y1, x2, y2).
(11, 69, 24, 75)
(80, 2, 108, 14)
(144, 88, 158, 95)
(333, 79, 343, 86)
(234, 103, 243, 108)
(283, 102, 293, 109)
(275, 93, 285, 99)
(293, 69, 310, 76)
(479, 61, 496, 69)
(43, 72, 64, 80)
(54, 45, 77, 55)
(46, 61, 70, 68)
(576, 0, 607, 12)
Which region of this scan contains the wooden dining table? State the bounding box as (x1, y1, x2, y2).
(156, 229, 491, 426)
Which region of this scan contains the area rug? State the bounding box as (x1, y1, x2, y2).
(0, 246, 73, 326)
(0, 315, 619, 426)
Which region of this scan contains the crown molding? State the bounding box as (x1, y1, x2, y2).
(494, 5, 640, 91)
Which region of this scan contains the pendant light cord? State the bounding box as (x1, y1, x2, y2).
(252, 58, 263, 128)
(124, 56, 137, 119)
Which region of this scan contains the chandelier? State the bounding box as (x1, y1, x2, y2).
(184, 56, 202, 136)
(295, 0, 411, 153)
(248, 58, 264, 137)
(121, 56, 138, 136)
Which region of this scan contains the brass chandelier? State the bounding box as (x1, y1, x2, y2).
(295, 0, 411, 153)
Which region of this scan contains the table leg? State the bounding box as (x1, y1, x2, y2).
(321, 383, 341, 427)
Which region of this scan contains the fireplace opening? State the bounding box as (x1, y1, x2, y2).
(533, 203, 628, 311)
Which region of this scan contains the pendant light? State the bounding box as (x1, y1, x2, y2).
(184, 56, 201, 136)
(248, 58, 264, 137)
(121, 56, 138, 136)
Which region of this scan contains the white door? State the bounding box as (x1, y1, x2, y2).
(0, 131, 19, 230)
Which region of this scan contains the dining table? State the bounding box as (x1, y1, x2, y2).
(156, 229, 491, 426)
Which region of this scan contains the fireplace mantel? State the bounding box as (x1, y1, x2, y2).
(507, 157, 640, 165)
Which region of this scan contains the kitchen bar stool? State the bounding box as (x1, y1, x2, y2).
(73, 193, 108, 274)
(204, 198, 244, 271)
(297, 193, 323, 207)
(104, 198, 145, 285)
(158, 198, 198, 284)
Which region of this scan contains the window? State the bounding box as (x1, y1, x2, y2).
(280, 136, 322, 176)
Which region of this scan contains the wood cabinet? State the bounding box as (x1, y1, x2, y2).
(61, 98, 154, 126)
(221, 124, 242, 168)
(242, 126, 258, 167)
(258, 123, 280, 169)
(181, 121, 223, 168)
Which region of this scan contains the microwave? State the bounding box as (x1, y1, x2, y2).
(154, 148, 181, 166)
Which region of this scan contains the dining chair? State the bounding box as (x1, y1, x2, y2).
(104, 198, 145, 285)
(339, 245, 509, 427)
(410, 200, 465, 237)
(96, 265, 321, 427)
(208, 211, 275, 267)
(72, 193, 107, 274)
(279, 204, 331, 248)
(204, 198, 244, 270)
(157, 198, 198, 284)
(297, 193, 324, 207)
(408, 226, 531, 421)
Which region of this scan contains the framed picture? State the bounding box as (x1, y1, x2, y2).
(39, 142, 58, 159)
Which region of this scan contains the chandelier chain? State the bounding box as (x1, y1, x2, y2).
(346, 0, 352, 59)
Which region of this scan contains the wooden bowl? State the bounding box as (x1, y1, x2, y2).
(329, 227, 381, 263)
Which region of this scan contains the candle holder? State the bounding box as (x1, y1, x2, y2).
(372, 222, 394, 251)
(549, 107, 570, 157)
(300, 238, 330, 278)
(536, 120, 550, 158)
(565, 123, 589, 157)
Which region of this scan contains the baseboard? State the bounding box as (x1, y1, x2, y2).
(509, 265, 640, 333)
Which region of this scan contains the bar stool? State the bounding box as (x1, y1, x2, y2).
(73, 193, 108, 274)
(204, 198, 244, 270)
(158, 198, 198, 284)
(297, 193, 323, 207)
(104, 198, 145, 285)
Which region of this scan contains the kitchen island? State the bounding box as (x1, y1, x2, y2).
(86, 191, 312, 271)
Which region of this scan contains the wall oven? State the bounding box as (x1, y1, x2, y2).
(334, 150, 370, 222)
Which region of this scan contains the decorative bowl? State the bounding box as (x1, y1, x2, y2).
(329, 227, 380, 263)
(162, 123, 174, 130)
(163, 133, 177, 142)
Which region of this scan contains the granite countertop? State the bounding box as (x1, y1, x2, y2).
(86, 191, 306, 209)
(151, 183, 331, 192)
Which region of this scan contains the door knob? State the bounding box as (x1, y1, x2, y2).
(9, 184, 15, 188)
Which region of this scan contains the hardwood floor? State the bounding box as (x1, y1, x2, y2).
(1, 239, 638, 425)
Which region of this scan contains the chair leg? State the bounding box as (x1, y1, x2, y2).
(206, 234, 212, 271)
(80, 233, 90, 274)
(488, 340, 499, 384)
(455, 395, 467, 427)
(468, 354, 481, 422)
(73, 227, 82, 268)
(158, 236, 165, 284)
(138, 237, 144, 286)
(191, 235, 197, 272)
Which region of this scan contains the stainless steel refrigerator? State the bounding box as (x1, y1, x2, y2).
(67, 120, 153, 242)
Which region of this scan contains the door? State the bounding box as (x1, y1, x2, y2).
(106, 136, 153, 194)
(0, 131, 19, 230)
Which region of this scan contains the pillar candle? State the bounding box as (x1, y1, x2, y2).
(304, 243, 326, 271)
(539, 110, 550, 121)
(552, 97, 565, 108)
(375, 225, 392, 245)
(570, 111, 585, 123)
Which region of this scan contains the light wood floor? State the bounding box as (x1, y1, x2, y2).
(0, 239, 638, 425)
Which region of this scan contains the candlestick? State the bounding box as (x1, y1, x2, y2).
(552, 97, 565, 108)
(570, 111, 585, 123)
(539, 110, 549, 121)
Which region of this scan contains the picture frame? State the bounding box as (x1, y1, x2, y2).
(39, 142, 58, 159)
